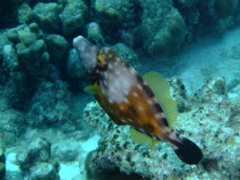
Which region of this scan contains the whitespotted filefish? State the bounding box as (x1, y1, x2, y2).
(73, 36, 203, 165)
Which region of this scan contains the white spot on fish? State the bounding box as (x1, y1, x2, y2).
(102, 57, 137, 104)
(147, 99, 153, 105)
(155, 113, 162, 119)
(121, 119, 126, 123)
(138, 105, 144, 111)
(152, 98, 158, 104)
(130, 68, 136, 74)
(137, 84, 142, 90)
(133, 92, 138, 97)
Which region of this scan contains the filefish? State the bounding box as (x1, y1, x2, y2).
(73, 36, 203, 165)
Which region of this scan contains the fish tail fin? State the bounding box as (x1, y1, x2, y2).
(167, 133, 203, 165)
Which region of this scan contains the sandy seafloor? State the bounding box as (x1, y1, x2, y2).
(4, 26, 240, 180)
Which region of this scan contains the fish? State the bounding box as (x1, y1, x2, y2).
(73, 35, 203, 165)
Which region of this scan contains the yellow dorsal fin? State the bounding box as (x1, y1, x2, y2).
(84, 84, 99, 94)
(143, 71, 178, 127)
(130, 128, 157, 150)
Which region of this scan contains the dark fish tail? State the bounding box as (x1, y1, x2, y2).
(167, 133, 203, 165)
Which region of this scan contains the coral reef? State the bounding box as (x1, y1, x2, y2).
(2, 23, 48, 110)
(0, 0, 240, 179)
(7, 23, 49, 74)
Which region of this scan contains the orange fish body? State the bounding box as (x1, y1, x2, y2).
(73, 36, 203, 165)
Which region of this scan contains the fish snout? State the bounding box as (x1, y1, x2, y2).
(73, 36, 98, 74)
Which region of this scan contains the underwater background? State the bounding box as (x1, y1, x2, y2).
(0, 0, 240, 179)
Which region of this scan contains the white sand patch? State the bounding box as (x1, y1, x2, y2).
(80, 134, 100, 152)
(59, 162, 80, 180)
(5, 148, 20, 172)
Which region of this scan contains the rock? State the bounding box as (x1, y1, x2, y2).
(18, 3, 34, 24)
(45, 34, 69, 59)
(51, 138, 83, 162)
(0, 148, 5, 180)
(26, 80, 77, 128)
(17, 137, 51, 171)
(83, 101, 112, 137)
(214, 0, 238, 19)
(168, 76, 195, 112)
(0, 148, 5, 163)
(59, 0, 88, 35)
(33, 2, 62, 33)
(0, 162, 5, 180)
(94, 0, 132, 24)
(4, 171, 23, 180)
(0, 109, 25, 146)
(2, 45, 19, 72)
(7, 23, 50, 74)
(176, 0, 197, 7)
(67, 48, 84, 78)
(87, 22, 105, 45)
(29, 162, 59, 180)
(198, 77, 226, 103)
(140, 0, 187, 57)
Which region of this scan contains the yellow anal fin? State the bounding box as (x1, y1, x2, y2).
(130, 128, 157, 150)
(143, 71, 178, 127)
(84, 84, 99, 95)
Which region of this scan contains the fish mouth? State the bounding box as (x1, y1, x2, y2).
(73, 36, 98, 74)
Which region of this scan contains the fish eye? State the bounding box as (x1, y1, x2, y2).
(97, 55, 105, 66)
